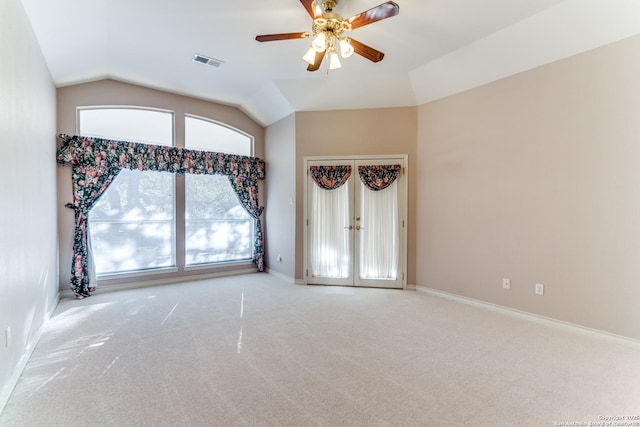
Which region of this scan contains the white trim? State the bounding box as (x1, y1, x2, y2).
(183, 260, 254, 272)
(97, 267, 179, 281)
(265, 268, 295, 283)
(304, 154, 409, 162)
(405, 284, 416, 291)
(415, 286, 640, 350)
(0, 292, 61, 415)
(61, 268, 258, 298)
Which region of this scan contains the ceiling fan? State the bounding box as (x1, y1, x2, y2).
(256, 0, 399, 72)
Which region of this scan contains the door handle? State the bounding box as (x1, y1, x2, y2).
(344, 226, 353, 230)
(356, 226, 364, 231)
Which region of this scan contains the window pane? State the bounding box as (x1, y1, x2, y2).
(79, 108, 176, 275)
(185, 116, 255, 266)
(89, 169, 176, 274)
(79, 108, 173, 146)
(185, 174, 253, 265)
(185, 116, 252, 155)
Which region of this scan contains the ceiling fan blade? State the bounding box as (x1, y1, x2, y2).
(307, 50, 325, 72)
(346, 1, 399, 30)
(300, 0, 322, 19)
(256, 32, 310, 42)
(349, 38, 385, 62)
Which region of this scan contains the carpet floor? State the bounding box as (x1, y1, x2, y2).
(1, 273, 639, 426)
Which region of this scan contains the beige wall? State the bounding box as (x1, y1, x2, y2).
(264, 114, 297, 279)
(0, 0, 59, 409)
(57, 80, 265, 291)
(417, 35, 640, 340)
(294, 108, 418, 283)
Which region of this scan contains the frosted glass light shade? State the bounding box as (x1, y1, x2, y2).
(328, 49, 342, 70)
(303, 47, 317, 65)
(339, 38, 354, 58)
(312, 33, 327, 52)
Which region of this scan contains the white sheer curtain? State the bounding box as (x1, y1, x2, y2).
(359, 180, 398, 279)
(310, 183, 350, 278)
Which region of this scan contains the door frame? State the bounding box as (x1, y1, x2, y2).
(303, 154, 408, 289)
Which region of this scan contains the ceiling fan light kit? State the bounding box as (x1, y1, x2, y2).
(256, 0, 399, 72)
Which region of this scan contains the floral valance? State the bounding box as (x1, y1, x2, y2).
(358, 164, 402, 191)
(57, 134, 265, 179)
(310, 165, 352, 190)
(57, 134, 265, 299)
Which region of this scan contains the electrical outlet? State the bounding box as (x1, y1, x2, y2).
(502, 278, 511, 289)
(535, 283, 544, 296)
(5, 326, 11, 348)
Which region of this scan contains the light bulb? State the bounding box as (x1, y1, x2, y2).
(328, 48, 342, 70)
(303, 47, 317, 65)
(312, 33, 327, 53)
(339, 38, 354, 58)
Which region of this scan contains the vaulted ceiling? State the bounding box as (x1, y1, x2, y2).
(20, 0, 640, 126)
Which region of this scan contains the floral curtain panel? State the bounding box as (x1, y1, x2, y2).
(227, 174, 264, 271)
(358, 164, 402, 191)
(310, 165, 352, 190)
(65, 165, 121, 298)
(57, 134, 266, 298)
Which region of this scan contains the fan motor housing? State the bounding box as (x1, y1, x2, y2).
(322, 0, 338, 12)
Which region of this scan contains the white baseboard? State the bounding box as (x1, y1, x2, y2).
(0, 292, 61, 415)
(287, 280, 415, 288)
(265, 268, 295, 283)
(416, 286, 640, 350)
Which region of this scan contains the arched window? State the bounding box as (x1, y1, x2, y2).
(80, 107, 176, 274)
(184, 115, 255, 266)
(78, 107, 256, 277)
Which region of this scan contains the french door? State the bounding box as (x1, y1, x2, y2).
(304, 156, 407, 289)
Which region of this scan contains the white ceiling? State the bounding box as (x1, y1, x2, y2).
(20, 0, 640, 126)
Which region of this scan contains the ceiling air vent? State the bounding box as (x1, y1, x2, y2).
(193, 54, 224, 68)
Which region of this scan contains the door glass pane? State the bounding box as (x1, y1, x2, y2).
(359, 181, 398, 280)
(310, 183, 351, 278)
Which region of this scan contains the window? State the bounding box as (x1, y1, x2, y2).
(79, 108, 254, 277)
(81, 108, 176, 274)
(184, 116, 254, 266)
